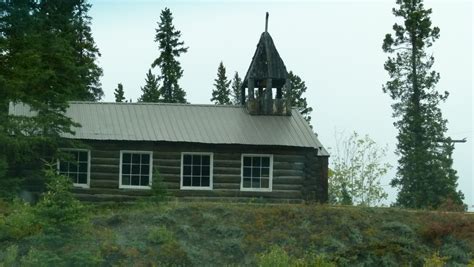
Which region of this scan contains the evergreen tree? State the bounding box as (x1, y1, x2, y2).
(138, 69, 160, 102)
(285, 71, 313, 125)
(114, 83, 125, 102)
(230, 71, 243, 105)
(151, 7, 188, 103)
(211, 62, 231, 105)
(383, 0, 464, 209)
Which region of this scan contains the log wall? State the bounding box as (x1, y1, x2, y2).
(72, 140, 328, 202)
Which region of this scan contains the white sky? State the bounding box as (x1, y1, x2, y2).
(89, 0, 473, 209)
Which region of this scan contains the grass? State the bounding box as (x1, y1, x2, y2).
(1, 200, 474, 266)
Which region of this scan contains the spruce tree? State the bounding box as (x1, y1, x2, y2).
(114, 83, 125, 102)
(230, 72, 243, 105)
(285, 71, 313, 125)
(383, 0, 464, 209)
(152, 7, 188, 103)
(211, 62, 231, 105)
(138, 69, 160, 102)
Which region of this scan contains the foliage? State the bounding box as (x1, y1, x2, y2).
(147, 226, 174, 244)
(285, 71, 313, 125)
(258, 246, 291, 267)
(211, 61, 232, 105)
(0, 244, 19, 267)
(231, 71, 243, 105)
(151, 7, 188, 103)
(114, 83, 125, 102)
(34, 167, 85, 233)
(382, 0, 464, 209)
(329, 131, 390, 206)
(138, 69, 161, 102)
(149, 168, 169, 203)
(423, 251, 448, 267)
(0, 199, 39, 241)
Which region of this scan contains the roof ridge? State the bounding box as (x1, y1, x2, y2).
(67, 101, 244, 108)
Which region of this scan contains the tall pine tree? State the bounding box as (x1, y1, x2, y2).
(211, 62, 231, 105)
(285, 71, 313, 125)
(230, 71, 242, 105)
(383, 0, 464, 209)
(138, 69, 160, 102)
(152, 8, 188, 103)
(114, 83, 125, 102)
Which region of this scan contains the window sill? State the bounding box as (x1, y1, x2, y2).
(119, 185, 151, 190)
(180, 186, 213, 191)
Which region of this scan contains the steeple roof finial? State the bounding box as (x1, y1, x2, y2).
(265, 12, 269, 32)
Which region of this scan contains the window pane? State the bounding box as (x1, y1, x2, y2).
(132, 154, 140, 164)
(192, 155, 201, 165)
(252, 167, 261, 178)
(68, 173, 77, 183)
(252, 157, 261, 166)
(122, 164, 130, 174)
(78, 173, 87, 184)
(243, 167, 251, 177)
(243, 157, 251, 167)
(123, 153, 131, 163)
(243, 178, 251, 188)
(131, 175, 140, 186)
(192, 165, 201, 176)
(202, 176, 210, 187)
(202, 155, 210, 165)
(261, 178, 269, 188)
(183, 166, 191, 176)
(192, 176, 200, 187)
(262, 157, 270, 167)
(183, 155, 192, 165)
(202, 166, 210, 176)
(183, 176, 191, 186)
(261, 167, 269, 177)
(69, 163, 78, 173)
(141, 164, 149, 175)
(141, 175, 149, 186)
(132, 164, 140, 174)
(141, 154, 150, 164)
(252, 178, 261, 188)
(79, 151, 88, 161)
(59, 162, 68, 173)
(79, 162, 87, 173)
(122, 175, 130, 185)
(72, 152, 79, 161)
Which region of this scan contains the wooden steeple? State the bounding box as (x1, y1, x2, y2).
(241, 12, 291, 116)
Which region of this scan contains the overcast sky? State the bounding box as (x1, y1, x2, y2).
(89, 0, 472, 209)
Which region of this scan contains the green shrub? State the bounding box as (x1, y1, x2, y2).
(147, 226, 174, 244)
(34, 168, 85, 233)
(424, 251, 448, 267)
(0, 244, 19, 267)
(20, 248, 63, 267)
(257, 246, 291, 267)
(0, 199, 39, 240)
(149, 168, 169, 203)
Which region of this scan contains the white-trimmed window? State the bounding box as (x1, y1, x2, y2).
(57, 149, 90, 188)
(180, 152, 213, 190)
(241, 154, 273, 192)
(119, 151, 153, 189)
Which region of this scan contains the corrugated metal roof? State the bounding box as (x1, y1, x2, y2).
(9, 102, 329, 156)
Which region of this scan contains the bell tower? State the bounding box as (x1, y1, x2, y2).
(240, 12, 291, 116)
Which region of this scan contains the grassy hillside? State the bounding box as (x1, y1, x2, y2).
(1, 200, 473, 266)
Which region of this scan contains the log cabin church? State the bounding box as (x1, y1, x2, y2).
(10, 19, 329, 202)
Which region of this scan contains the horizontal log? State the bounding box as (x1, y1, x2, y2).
(272, 184, 303, 191)
(90, 179, 118, 188)
(273, 176, 304, 185)
(91, 157, 119, 165)
(213, 174, 240, 183)
(213, 182, 240, 190)
(73, 188, 152, 196)
(157, 166, 180, 175)
(273, 169, 305, 177)
(274, 155, 306, 163)
(154, 159, 180, 167)
(74, 193, 138, 202)
(213, 159, 241, 168)
(169, 189, 302, 199)
(91, 150, 119, 158)
(273, 162, 304, 170)
(90, 164, 119, 174)
(213, 167, 240, 175)
(90, 172, 118, 181)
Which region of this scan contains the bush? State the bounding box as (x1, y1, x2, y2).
(0, 199, 39, 240)
(0, 244, 19, 266)
(149, 168, 169, 203)
(34, 168, 85, 233)
(424, 252, 448, 267)
(257, 246, 291, 267)
(147, 226, 174, 244)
